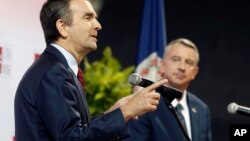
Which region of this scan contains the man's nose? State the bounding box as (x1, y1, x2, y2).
(178, 62, 186, 71)
(94, 19, 102, 30)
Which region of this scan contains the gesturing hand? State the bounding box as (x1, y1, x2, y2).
(120, 79, 168, 122)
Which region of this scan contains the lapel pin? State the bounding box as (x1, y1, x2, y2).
(192, 107, 197, 113)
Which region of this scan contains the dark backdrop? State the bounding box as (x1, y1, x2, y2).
(88, 0, 250, 141)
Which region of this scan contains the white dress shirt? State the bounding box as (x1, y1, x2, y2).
(172, 90, 192, 140)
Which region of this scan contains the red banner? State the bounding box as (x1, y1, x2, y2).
(34, 53, 40, 60)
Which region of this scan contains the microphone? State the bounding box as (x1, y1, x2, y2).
(227, 102, 250, 116)
(129, 73, 183, 102)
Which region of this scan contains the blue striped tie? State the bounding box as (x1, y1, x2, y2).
(175, 103, 187, 133)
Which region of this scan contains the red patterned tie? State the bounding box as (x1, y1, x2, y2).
(77, 68, 85, 89)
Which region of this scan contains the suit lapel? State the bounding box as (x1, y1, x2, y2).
(187, 93, 199, 141)
(44, 45, 91, 123)
(68, 68, 91, 123)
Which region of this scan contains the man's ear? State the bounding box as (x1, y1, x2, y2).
(192, 66, 199, 80)
(56, 19, 68, 38)
(159, 60, 165, 77)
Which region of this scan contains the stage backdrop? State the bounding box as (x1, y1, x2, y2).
(96, 0, 250, 141)
(0, 0, 45, 140)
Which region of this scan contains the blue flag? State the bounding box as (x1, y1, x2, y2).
(136, 0, 167, 81)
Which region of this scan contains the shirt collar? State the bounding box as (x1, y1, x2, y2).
(171, 90, 188, 108)
(50, 43, 78, 76)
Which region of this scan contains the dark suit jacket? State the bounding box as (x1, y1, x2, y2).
(124, 92, 212, 141)
(14, 45, 129, 141)
(187, 92, 212, 141)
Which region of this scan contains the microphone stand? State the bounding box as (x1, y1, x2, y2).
(163, 97, 191, 141)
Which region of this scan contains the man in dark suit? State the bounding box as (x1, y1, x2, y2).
(125, 38, 212, 141)
(14, 0, 168, 141)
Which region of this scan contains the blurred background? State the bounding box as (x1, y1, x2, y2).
(90, 0, 250, 141)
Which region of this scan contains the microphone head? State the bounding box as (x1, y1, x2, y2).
(129, 73, 142, 85)
(227, 102, 238, 114)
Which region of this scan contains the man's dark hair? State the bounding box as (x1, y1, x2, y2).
(40, 0, 73, 45)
